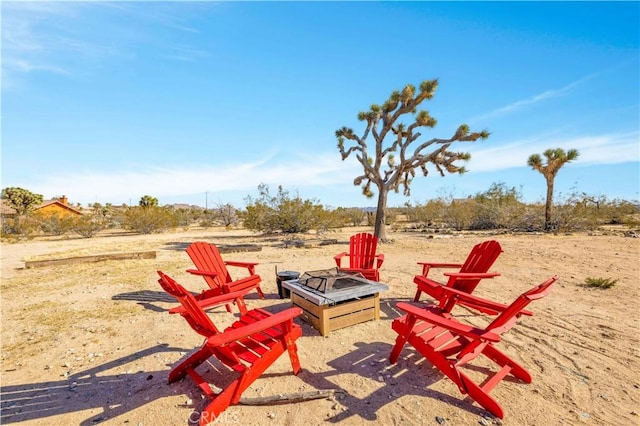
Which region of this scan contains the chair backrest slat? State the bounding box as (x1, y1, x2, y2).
(349, 232, 378, 269)
(157, 271, 220, 336)
(486, 276, 557, 334)
(454, 240, 503, 294)
(186, 242, 232, 287)
(460, 240, 503, 273)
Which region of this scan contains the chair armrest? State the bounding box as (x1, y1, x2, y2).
(169, 288, 250, 314)
(396, 302, 500, 342)
(417, 261, 463, 276)
(225, 261, 258, 275)
(375, 254, 385, 268)
(443, 272, 501, 280)
(206, 307, 303, 347)
(186, 269, 218, 278)
(334, 252, 348, 267)
(413, 275, 446, 299)
(438, 284, 533, 316)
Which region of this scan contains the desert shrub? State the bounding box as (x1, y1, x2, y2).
(512, 204, 546, 231)
(37, 214, 76, 236)
(442, 198, 476, 231)
(1, 215, 41, 240)
(584, 277, 618, 289)
(198, 209, 219, 228)
(333, 207, 366, 227)
(600, 198, 640, 227)
(553, 191, 603, 232)
(384, 208, 398, 225)
(242, 184, 333, 234)
(104, 206, 127, 229)
(402, 202, 426, 227)
(73, 215, 107, 238)
(362, 208, 395, 226)
(122, 206, 179, 234)
(469, 182, 526, 230)
(170, 208, 194, 229)
(215, 203, 240, 227)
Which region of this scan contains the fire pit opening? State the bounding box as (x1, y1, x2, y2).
(298, 267, 368, 293)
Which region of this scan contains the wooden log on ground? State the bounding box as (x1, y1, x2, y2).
(283, 239, 339, 248)
(239, 389, 345, 405)
(217, 244, 262, 253)
(24, 251, 157, 269)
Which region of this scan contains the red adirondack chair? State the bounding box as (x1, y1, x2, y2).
(390, 275, 557, 419)
(334, 232, 385, 281)
(186, 242, 265, 308)
(413, 240, 503, 312)
(157, 271, 303, 426)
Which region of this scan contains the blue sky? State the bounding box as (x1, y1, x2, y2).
(2, 1, 638, 209)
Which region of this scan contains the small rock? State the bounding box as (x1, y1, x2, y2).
(267, 412, 276, 419)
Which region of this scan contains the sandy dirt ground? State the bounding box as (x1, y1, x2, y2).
(1, 226, 639, 426)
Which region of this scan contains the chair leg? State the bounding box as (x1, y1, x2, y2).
(413, 289, 422, 302)
(197, 380, 240, 426)
(390, 315, 418, 363)
(483, 344, 532, 383)
(389, 334, 409, 364)
(285, 336, 301, 374)
(459, 371, 505, 419)
(256, 285, 265, 299)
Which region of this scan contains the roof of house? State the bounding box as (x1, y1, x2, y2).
(0, 198, 83, 215)
(0, 199, 16, 215)
(36, 199, 84, 215)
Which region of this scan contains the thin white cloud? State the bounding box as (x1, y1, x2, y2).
(470, 72, 600, 123)
(1, 2, 211, 88)
(22, 153, 360, 206)
(466, 131, 639, 172)
(2, 58, 70, 75)
(99, 2, 203, 34)
(2, 2, 94, 84)
(161, 44, 211, 62)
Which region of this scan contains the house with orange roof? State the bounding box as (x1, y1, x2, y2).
(1, 195, 84, 218)
(34, 196, 83, 217)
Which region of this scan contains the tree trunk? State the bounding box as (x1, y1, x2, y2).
(374, 189, 388, 241)
(545, 177, 554, 232)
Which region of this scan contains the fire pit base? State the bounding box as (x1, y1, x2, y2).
(290, 292, 380, 336)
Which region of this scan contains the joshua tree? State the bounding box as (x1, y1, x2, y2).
(1, 187, 43, 216)
(337, 79, 490, 241)
(139, 195, 159, 208)
(527, 148, 580, 231)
